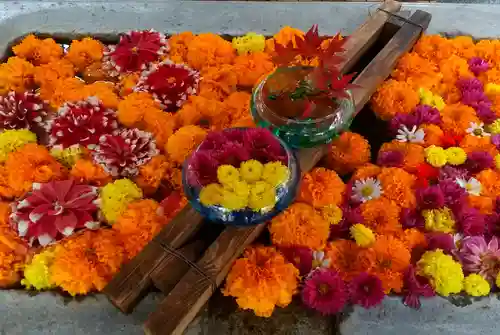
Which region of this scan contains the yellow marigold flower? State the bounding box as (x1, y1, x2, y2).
(495, 154, 500, 170)
(239, 159, 264, 183)
(0, 129, 37, 162)
(487, 119, 500, 135)
(262, 161, 290, 187)
(464, 274, 490, 297)
(485, 83, 500, 95)
(50, 145, 84, 168)
(318, 204, 343, 225)
(248, 181, 277, 212)
(418, 88, 445, 111)
(99, 179, 143, 224)
(496, 272, 500, 288)
(21, 248, 56, 291)
(217, 165, 240, 186)
(349, 224, 375, 248)
(220, 188, 248, 211)
(445, 147, 467, 166)
(425, 145, 448, 167)
(232, 32, 266, 55)
(199, 183, 224, 206)
(422, 207, 456, 233)
(417, 249, 464, 296)
(225, 180, 250, 198)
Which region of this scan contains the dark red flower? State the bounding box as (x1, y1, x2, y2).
(243, 128, 287, 164)
(47, 97, 118, 149)
(10, 179, 99, 246)
(416, 185, 445, 210)
(135, 60, 200, 111)
(425, 233, 455, 255)
(160, 191, 185, 220)
(212, 141, 251, 167)
(416, 163, 439, 181)
(402, 265, 435, 310)
(279, 246, 313, 276)
(186, 150, 219, 187)
(349, 272, 385, 309)
(456, 206, 485, 236)
(92, 128, 159, 177)
(105, 30, 168, 74)
(0, 91, 48, 131)
(302, 268, 348, 315)
(440, 132, 463, 148)
(401, 208, 425, 230)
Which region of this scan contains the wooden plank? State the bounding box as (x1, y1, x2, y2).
(143, 9, 432, 335)
(103, 0, 402, 314)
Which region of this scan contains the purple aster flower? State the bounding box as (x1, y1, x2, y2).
(456, 77, 484, 92)
(461, 90, 492, 110)
(465, 151, 494, 174)
(377, 150, 404, 167)
(425, 233, 455, 255)
(402, 265, 435, 310)
(438, 179, 467, 208)
(438, 165, 470, 182)
(416, 185, 445, 210)
(468, 57, 490, 76)
(401, 208, 425, 229)
(413, 104, 441, 125)
(458, 236, 500, 284)
(492, 134, 500, 150)
(476, 105, 497, 124)
(455, 206, 486, 237)
(389, 113, 418, 136)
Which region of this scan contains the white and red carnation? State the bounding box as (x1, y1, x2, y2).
(134, 60, 200, 111)
(104, 29, 169, 75)
(91, 128, 159, 177)
(9, 179, 99, 246)
(46, 96, 119, 149)
(0, 91, 48, 130)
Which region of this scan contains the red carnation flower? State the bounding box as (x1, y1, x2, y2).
(105, 30, 169, 74)
(302, 268, 348, 315)
(47, 97, 118, 149)
(9, 179, 99, 246)
(92, 128, 159, 178)
(134, 60, 200, 111)
(0, 91, 48, 131)
(349, 272, 385, 309)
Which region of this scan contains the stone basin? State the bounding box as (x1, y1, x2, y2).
(2, 1, 500, 334)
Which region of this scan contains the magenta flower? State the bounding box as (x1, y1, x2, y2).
(458, 236, 500, 283)
(416, 185, 445, 210)
(485, 213, 500, 240)
(279, 246, 313, 276)
(457, 77, 484, 92)
(243, 128, 287, 164)
(349, 273, 385, 309)
(330, 205, 362, 239)
(402, 265, 435, 310)
(389, 113, 418, 135)
(212, 141, 251, 167)
(413, 104, 441, 125)
(438, 165, 470, 182)
(468, 57, 490, 76)
(425, 233, 455, 255)
(438, 179, 467, 208)
(456, 206, 486, 237)
(186, 150, 219, 187)
(401, 208, 425, 230)
(476, 106, 497, 124)
(492, 134, 500, 150)
(465, 151, 494, 174)
(377, 150, 404, 167)
(302, 268, 348, 315)
(461, 90, 491, 110)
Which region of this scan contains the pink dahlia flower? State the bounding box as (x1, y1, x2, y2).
(9, 179, 99, 246)
(302, 268, 348, 315)
(458, 236, 500, 283)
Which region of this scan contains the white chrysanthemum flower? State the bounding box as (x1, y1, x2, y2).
(396, 125, 425, 143)
(456, 177, 482, 196)
(312, 250, 331, 269)
(466, 122, 490, 137)
(351, 177, 383, 203)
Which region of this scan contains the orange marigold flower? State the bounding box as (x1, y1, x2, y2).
(351, 163, 381, 181)
(83, 81, 120, 109)
(166, 125, 207, 164)
(264, 26, 304, 53)
(223, 245, 299, 317)
(65, 37, 104, 71)
(0, 56, 35, 94)
(476, 169, 500, 198)
(82, 61, 110, 83)
(378, 167, 417, 209)
(400, 228, 427, 251)
(413, 35, 454, 64)
(113, 199, 168, 258)
(325, 239, 363, 281)
(50, 229, 127, 296)
(41, 77, 86, 109)
(34, 58, 75, 89)
(176, 95, 228, 129)
(439, 55, 474, 84)
(198, 64, 238, 101)
(420, 124, 444, 147)
(167, 32, 195, 64)
(134, 155, 169, 195)
(233, 52, 276, 87)
(13, 34, 63, 65)
(0, 202, 11, 229)
(479, 68, 500, 86)
(143, 109, 176, 149)
(0, 227, 29, 288)
(435, 81, 462, 105)
(360, 235, 411, 293)
(371, 80, 419, 121)
(475, 39, 500, 64)
(468, 195, 494, 215)
(490, 94, 500, 118)
(379, 141, 425, 173)
(268, 202, 330, 249)
(325, 132, 371, 175)
(186, 33, 235, 71)
(70, 158, 112, 187)
(223, 91, 252, 126)
(450, 36, 477, 60)
(118, 73, 140, 97)
(231, 116, 256, 128)
(2, 143, 66, 199)
(441, 103, 480, 137)
(360, 197, 402, 235)
(117, 92, 160, 127)
(392, 52, 441, 90)
(297, 167, 345, 208)
(460, 134, 498, 157)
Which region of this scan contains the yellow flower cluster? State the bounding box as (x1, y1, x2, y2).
(0, 129, 37, 161)
(21, 247, 56, 290)
(232, 33, 266, 55)
(424, 145, 467, 167)
(417, 249, 464, 296)
(464, 274, 490, 297)
(422, 207, 456, 233)
(418, 88, 445, 111)
(50, 145, 85, 168)
(496, 154, 500, 170)
(487, 119, 500, 135)
(99, 179, 143, 223)
(199, 160, 289, 212)
(485, 83, 500, 95)
(349, 224, 375, 247)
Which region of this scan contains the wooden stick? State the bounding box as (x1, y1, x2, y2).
(103, 0, 402, 314)
(143, 9, 432, 335)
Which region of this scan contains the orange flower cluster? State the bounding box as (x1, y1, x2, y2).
(325, 132, 371, 175)
(70, 159, 112, 186)
(371, 80, 420, 120)
(378, 142, 425, 173)
(0, 227, 29, 287)
(297, 167, 345, 208)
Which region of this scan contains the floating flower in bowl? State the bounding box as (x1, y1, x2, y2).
(183, 128, 300, 226)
